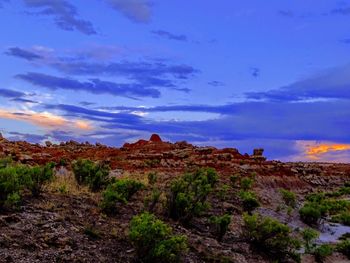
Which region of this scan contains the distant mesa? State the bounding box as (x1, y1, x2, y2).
(149, 134, 162, 142)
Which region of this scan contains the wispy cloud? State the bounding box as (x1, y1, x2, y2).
(5, 47, 43, 61)
(208, 81, 225, 87)
(16, 72, 161, 99)
(151, 30, 188, 42)
(0, 108, 92, 131)
(105, 0, 152, 23)
(23, 0, 96, 35)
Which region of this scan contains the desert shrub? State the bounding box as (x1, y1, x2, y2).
(336, 239, 350, 259)
(148, 172, 158, 185)
(239, 190, 260, 214)
(129, 212, 187, 262)
(167, 168, 218, 221)
(0, 157, 12, 169)
(100, 179, 144, 214)
(144, 159, 160, 168)
(240, 177, 254, 191)
(217, 184, 230, 201)
(280, 188, 297, 208)
(209, 214, 231, 241)
(84, 226, 101, 240)
(0, 162, 54, 209)
(299, 204, 322, 225)
(229, 174, 239, 188)
(243, 213, 301, 262)
(331, 211, 350, 226)
(313, 244, 333, 262)
(72, 159, 110, 192)
(144, 188, 161, 212)
(26, 162, 55, 196)
(301, 228, 319, 253)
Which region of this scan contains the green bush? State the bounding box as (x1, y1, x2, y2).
(280, 189, 297, 208)
(336, 239, 350, 259)
(240, 177, 254, 191)
(243, 213, 301, 262)
(331, 211, 350, 226)
(72, 159, 110, 192)
(0, 162, 54, 210)
(217, 184, 230, 201)
(129, 212, 187, 262)
(144, 188, 161, 212)
(313, 244, 333, 262)
(27, 162, 55, 196)
(100, 179, 144, 213)
(229, 174, 239, 188)
(239, 190, 260, 214)
(299, 204, 322, 225)
(209, 214, 231, 241)
(167, 168, 218, 221)
(148, 172, 158, 185)
(301, 228, 319, 253)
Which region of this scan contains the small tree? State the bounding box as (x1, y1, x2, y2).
(209, 214, 231, 241)
(167, 168, 218, 222)
(129, 212, 187, 262)
(280, 189, 297, 208)
(313, 244, 333, 262)
(301, 228, 319, 253)
(243, 213, 301, 262)
(100, 179, 144, 214)
(239, 190, 260, 214)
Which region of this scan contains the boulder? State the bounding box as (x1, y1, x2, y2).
(149, 134, 162, 142)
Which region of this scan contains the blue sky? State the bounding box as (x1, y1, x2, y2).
(1, 0, 350, 162)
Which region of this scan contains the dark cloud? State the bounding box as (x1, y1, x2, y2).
(331, 7, 350, 15)
(11, 97, 38, 104)
(105, 0, 152, 23)
(208, 81, 225, 87)
(16, 72, 161, 99)
(23, 0, 96, 35)
(0, 88, 26, 98)
(340, 38, 350, 44)
(250, 67, 260, 78)
(151, 30, 188, 42)
(7, 131, 48, 143)
(246, 64, 350, 101)
(79, 101, 95, 106)
(5, 47, 43, 61)
(278, 10, 295, 17)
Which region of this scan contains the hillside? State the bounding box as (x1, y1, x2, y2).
(1, 134, 350, 263)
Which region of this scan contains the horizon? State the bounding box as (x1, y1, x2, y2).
(1, 0, 350, 163)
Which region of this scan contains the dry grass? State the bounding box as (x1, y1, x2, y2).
(48, 168, 91, 196)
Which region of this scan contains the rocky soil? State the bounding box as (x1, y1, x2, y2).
(1, 133, 350, 263)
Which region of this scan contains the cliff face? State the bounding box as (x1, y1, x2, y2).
(1, 134, 349, 190)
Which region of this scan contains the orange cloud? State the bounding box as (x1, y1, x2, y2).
(295, 141, 350, 161)
(0, 109, 92, 131)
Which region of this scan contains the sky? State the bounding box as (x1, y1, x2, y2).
(0, 0, 350, 162)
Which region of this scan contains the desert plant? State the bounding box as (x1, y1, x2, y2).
(27, 162, 55, 196)
(299, 204, 322, 225)
(144, 188, 161, 212)
(301, 228, 319, 253)
(100, 179, 144, 213)
(331, 211, 350, 226)
(313, 244, 333, 262)
(72, 159, 110, 192)
(280, 188, 297, 208)
(217, 184, 230, 201)
(209, 214, 231, 241)
(336, 239, 350, 259)
(240, 177, 254, 191)
(243, 213, 301, 262)
(129, 212, 187, 262)
(239, 190, 260, 214)
(229, 174, 239, 188)
(148, 172, 158, 185)
(167, 168, 218, 222)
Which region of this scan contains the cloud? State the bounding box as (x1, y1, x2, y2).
(151, 30, 188, 42)
(295, 141, 350, 162)
(16, 72, 161, 99)
(0, 108, 92, 131)
(208, 81, 225, 87)
(0, 88, 26, 99)
(6, 47, 198, 92)
(23, 0, 96, 35)
(5, 47, 43, 61)
(331, 7, 350, 15)
(246, 64, 350, 101)
(340, 39, 350, 44)
(105, 0, 152, 23)
(250, 67, 260, 78)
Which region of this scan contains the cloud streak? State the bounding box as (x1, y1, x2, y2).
(151, 30, 188, 42)
(105, 0, 152, 23)
(23, 0, 96, 35)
